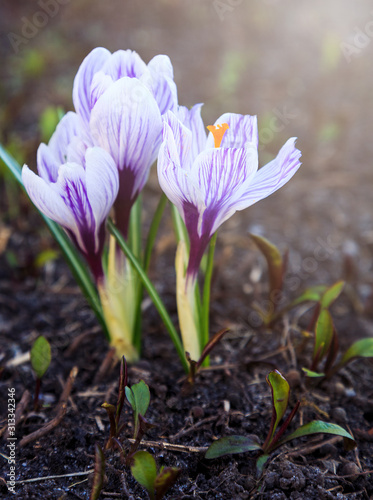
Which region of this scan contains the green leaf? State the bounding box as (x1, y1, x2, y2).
(154, 466, 181, 500)
(108, 218, 188, 372)
(320, 281, 344, 309)
(250, 234, 284, 299)
(289, 285, 327, 308)
(256, 454, 270, 475)
(313, 309, 334, 363)
(339, 338, 373, 367)
(302, 368, 325, 378)
(30, 336, 51, 379)
(205, 435, 261, 459)
(277, 421, 356, 450)
(126, 380, 150, 418)
(131, 451, 157, 499)
(0, 144, 108, 340)
(34, 249, 59, 268)
(90, 444, 105, 500)
(267, 370, 290, 440)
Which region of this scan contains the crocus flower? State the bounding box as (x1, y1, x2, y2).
(158, 107, 301, 283)
(73, 47, 178, 126)
(72, 48, 176, 237)
(22, 145, 119, 283)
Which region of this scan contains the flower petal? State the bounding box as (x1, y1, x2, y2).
(102, 49, 147, 80)
(157, 121, 205, 217)
(177, 104, 207, 160)
(90, 77, 163, 197)
(162, 110, 193, 170)
(22, 164, 77, 231)
(90, 71, 114, 109)
(235, 137, 301, 210)
(73, 47, 111, 124)
(192, 145, 259, 235)
(147, 54, 178, 115)
(84, 147, 119, 229)
(37, 112, 83, 182)
(206, 113, 258, 150)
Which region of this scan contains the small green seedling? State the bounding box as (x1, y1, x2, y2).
(250, 233, 288, 325)
(89, 444, 105, 500)
(206, 370, 355, 474)
(130, 450, 181, 500)
(185, 328, 229, 387)
(101, 356, 127, 449)
(303, 307, 373, 380)
(125, 379, 153, 461)
(30, 336, 51, 411)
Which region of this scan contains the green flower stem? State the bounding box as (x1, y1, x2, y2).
(170, 203, 189, 248)
(108, 219, 188, 372)
(201, 232, 217, 366)
(0, 145, 108, 339)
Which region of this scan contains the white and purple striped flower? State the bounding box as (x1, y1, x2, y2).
(158, 106, 301, 283)
(22, 144, 119, 283)
(72, 48, 177, 237)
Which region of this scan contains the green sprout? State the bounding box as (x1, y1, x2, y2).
(130, 450, 181, 500)
(206, 370, 355, 474)
(30, 335, 51, 411)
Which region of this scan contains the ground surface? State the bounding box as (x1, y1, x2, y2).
(1, 1, 373, 498)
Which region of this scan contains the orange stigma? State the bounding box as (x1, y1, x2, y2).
(207, 123, 229, 148)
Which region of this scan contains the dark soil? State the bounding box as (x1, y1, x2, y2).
(1, 1, 373, 498)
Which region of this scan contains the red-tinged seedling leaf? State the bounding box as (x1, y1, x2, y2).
(205, 435, 262, 459)
(276, 420, 356, 451)
(338, 338, 373, 368)
(250, 234, 285, 302)
(131, 451, 157, 500)
(302, 367, 325, 378)
(115, 356, 128, 428)
(154, 466, 181, 500)
(289, 285, 328, 309)
(30, 336, 51, 379)
(90, 444, 105, 500)
(324, 328, 339, 374)
(196, 328, 229, 370)
(320, 281, 345, 310)
(313, 309, 334, 367)
(101, 402, 117, 447)
(263, 370, 290, 448)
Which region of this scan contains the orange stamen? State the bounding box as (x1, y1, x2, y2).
(207, 123, 229, 148)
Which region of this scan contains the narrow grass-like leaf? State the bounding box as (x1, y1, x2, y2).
(205, 435, 261, 459)
(320, 281, 345, 309)
(108, 219, 188, 372)
(277, 421, 356, 450)
(90, 444, 105, 500)
(0, 144, 108, 339)
(131, 451, 157, 500)
(30, 336, 51, 379)
(143, 194, 168, 273)
(250, 233, 285, 300)
(154, 467, 181, 500)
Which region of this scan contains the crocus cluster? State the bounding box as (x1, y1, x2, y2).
(22, 47, 301, 363)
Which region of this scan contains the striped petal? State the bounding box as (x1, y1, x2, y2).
(73, 47, 111, 125)
(157, 121, 205, 218)
(147, 55, 178, 115)
(206, 113, 258, 150)
(235, 137, 301, 210)
(177, 104, 207, 161)
(102, 49, 147, 80)
(90, 77, 162, 197)
(192, 144, 258, 236)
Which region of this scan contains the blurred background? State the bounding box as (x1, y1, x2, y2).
(1, 0, 373, 311)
